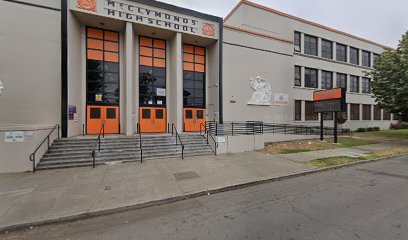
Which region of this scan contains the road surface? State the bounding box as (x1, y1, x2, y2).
(1, 155, 408, 240)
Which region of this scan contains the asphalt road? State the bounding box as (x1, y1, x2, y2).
(1, 155, 408, 240)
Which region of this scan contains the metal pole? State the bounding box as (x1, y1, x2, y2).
(32, 155, 36, 173)
(231, 122, 234, 136)
(103, 125, 105, 139)
(58, 125, 61, 139)
(320, 113, 324, 141)
(334, 112, 338, 143)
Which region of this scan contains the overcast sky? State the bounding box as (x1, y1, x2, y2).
(160, 0, 408, 48)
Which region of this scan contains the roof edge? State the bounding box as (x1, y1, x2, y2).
(225, 0, 395, 50)
(224, 24, 294, 44)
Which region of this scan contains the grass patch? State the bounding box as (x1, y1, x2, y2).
(353, 129, 408, 140)
(264, 138, 378, 155)
(306, 146, 408, 168)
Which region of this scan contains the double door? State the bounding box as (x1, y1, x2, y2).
(139, 107, 167, 133)
(184, 108, 205, 132)
(87, 106, 119, 134)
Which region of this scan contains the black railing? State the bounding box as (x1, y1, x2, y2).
(29, 124, 60, 172)
(200, 123, 218, 156)
(137, 123, 143, 163)
(91, 124, 105, 168)
(171, 124, 184, 159)
(205, 121, 350, 137)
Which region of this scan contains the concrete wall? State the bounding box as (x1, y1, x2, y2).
(0, 0, 61, 128)
(217, 135, 264, 154)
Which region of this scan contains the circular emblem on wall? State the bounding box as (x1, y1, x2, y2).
(77, 0, 97, 12)
(202, 23, 215, 37)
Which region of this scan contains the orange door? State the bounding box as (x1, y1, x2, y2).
(139, 107, 167, 133)
(87, 106, 119, 134)
(184, 108, 206, 132)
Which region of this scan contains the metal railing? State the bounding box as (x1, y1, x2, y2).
(29, 124, 60, 172)
(91, 124, 105, 168)
(137, 123, 143, 163)
(205, 121, 350, 137)
(200, 123, 218, 156)
(171, 124, 185, 159)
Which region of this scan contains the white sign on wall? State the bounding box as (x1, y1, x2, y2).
(274, 93, 289, 106)
(156, 88, 166, 96)
(5, 131, 24, 143)
(248, 76, 272, 106)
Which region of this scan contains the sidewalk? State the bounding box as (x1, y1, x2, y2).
(0, 140, 406, 232)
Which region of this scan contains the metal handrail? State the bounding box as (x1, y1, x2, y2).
(137, 123, 143, 163)
(29, 124, 60, 172)
(171, 124, 184, 159)
(200, 123, 218, 156)
(91, 124, 105, 168)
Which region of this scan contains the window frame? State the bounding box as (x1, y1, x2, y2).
(349, 47, 359, 65)
(295, 100, 302, 121)
(321, 39, 333, 59)
(294, 31, 301, 52)
(336, 43, 347, 62)
(294, 66, 301, 87)
(350, 104, 360, 120)
(304, 68, 318, 89)
(362, 50, 371, 67)
(321, 70, 333, 90)
(336, 73, 347, 90)
(350, 75, 360, 93)
(305, 101, 318, 121)
(362, 77, 371, 94)
(362, 104, 372, 120)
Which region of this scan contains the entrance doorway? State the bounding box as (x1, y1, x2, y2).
(184, 108, 205, 132)
(139, 107, 167, 133)
(87, 106, 119, 134)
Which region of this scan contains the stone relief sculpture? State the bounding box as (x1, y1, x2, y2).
(248, 76, 272, 106)
(0, 80, 4, 95)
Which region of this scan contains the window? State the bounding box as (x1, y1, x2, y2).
(139, 36, 167, 106)
(363, 105, 372, 120)
(304, 35, 318, 56)
(86, 27, 120, 105)
(336, 43, 347, 62)
(350, 47, 359, 65)
(90, 108, 101, 119)
(350, 75, 360, 93)
(321, 71, 333, 89)
(336, 73, 347, 89)
(374, 105, 382, 120)
(294, 31, 301, 52)
(321, 39, 333, 59)
(106, 108, 116, 119)
(383, 109, 391, 120)
(295, 100, 302, 121)
(362, 51, 371, 67)
(362, 78, 371, 93)
(373, 54, 380, 66)
(350, 104, 360, 120)
(304, 68, 318, 88)
(183, 44, 206, 108)
(324, 113, 334, 120)
(294, 66, 301, 87)
(305, 101, 318, 121)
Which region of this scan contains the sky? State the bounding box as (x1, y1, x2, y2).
(159, 0, 408, 48)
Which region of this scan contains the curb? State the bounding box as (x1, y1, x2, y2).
(1, 153, 406, 233)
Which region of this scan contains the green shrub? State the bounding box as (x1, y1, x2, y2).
(356, 128, 367, 132)
(373, 127, 380, 131)
(367, 127, 374, 132)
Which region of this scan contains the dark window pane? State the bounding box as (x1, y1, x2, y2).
(294, 66, 301, 87)
(88, 82, 104, 93)
(106, 108, 116, 119)
(153, 67, 166, 77)
(142, 109, 151, 119)
(194, 81, 204, 89)
(295, 100, 302, 121)
(304, 35, 317, 56)
(350, 47, 359, 65)
(197, 110, 204, 119)
(183, 71, 194, 80)
(104, 73, 119, 83)
(362, 51, 371, 67)
(305, 68, 318, 88)
(336, 43, 347, 62)
(183, 80, 194, 89)
(90, 108, 101, 119)
(104, 83, 119, 93)
(155, 109, 164, 119)
(87, 72, 104, 82)
(87, 60, 104, 71)
(183, 89, 193, 97)
(305, 101, 318, 121)
(140, 66, 153, 75)
(185, 110, 193, 119)
(321, 39, 333, 59)
(194, 72, 204, 81)
(336, 73, 347, 89)
(294, 31, 301, 52)
(194, 98, 204, 107)
(104, 62, 119, 73)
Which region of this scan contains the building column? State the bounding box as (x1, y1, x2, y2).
(346, 46, 350, 63)
(124, 22, 134, 136)
(300, 33, 305, 54)
(317, 38, 322, 57)
(169, 33, 183, 132)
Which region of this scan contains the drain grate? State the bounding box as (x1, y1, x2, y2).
(173, 171, 200, 181)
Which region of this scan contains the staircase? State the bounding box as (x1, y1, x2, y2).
(36, 134, 214, 170)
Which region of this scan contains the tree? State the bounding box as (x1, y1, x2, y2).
(369, 31, 408, 122)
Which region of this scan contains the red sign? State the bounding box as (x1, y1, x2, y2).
(313, 88, 343, 101)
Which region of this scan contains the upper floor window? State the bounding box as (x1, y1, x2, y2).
(336, 73, 347, 89)
(350, 47, 359, 65)
(362, 51, 371, 67)
(294, 32, 301, 52)
(294, 66, 301, 87)
(362, 77, 371, 93)
(350, 75, 360, 93)
(305, 68, 318, 88)
(336, 43, 347, 62)
(321, 39, 333, 59)
(321, 71, 333, 90)
(304, 35, 318, 56)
